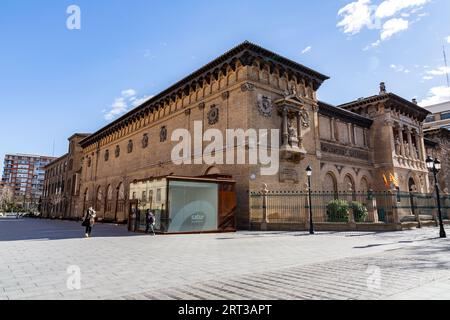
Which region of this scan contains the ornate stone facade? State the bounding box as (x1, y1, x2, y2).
(43, 42, 446, 228)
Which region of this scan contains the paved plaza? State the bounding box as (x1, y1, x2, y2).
(0, 217, 449, 300)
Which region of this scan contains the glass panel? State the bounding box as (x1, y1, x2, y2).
(129, 179, 167, 231)
(168, 180, 218, 233)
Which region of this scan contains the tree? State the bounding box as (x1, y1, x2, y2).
(0, 186, 15, 212)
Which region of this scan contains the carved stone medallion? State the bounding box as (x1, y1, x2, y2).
(127, 140, 133, 153)
(142, 134, 149, 148)
(208, 105, 219, 125)
(299, 110, 310, 128)
(241, 82, 255, 92)
(257, 94, 273, 117)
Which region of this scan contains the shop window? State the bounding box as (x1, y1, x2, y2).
(168, 180, 218, 233)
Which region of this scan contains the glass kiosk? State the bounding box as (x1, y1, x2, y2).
(129, 175, 236, 234)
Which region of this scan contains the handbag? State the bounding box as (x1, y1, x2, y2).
(81, 217, 89, 227)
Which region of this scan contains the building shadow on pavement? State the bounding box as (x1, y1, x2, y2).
(0, 218, 143, 242)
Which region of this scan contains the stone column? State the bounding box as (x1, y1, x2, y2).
(363, 128, 369, 148)
(282, 107, 288, 147)
(347, 123, 353, 145)
(386, 120, 396, 155)
(330, 118, 337, 141)
(398, 126, 406, 157)
(297, 111, 303, 149)
(416, 131, 425, 162)
(406, 128, 414, 159)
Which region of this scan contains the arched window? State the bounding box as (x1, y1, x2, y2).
(118, 183, 125, 200)
(96, 187, 103, 211)
(323, 172, 338, 194)
(343, 174, 355, 192)
(107, 185, 113, 200)
(105, 185, 113, 213)
(360, 177, 370, 192)
(115, 183, 126, 220)
(408, 177, 417, 192)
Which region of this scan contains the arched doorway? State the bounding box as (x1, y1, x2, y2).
(115, 183, 125, 221)
(83, 188, 89, 215)
(105, 185, 113, 219)
(408, 177, 417, 192)
(323, 172, 338, 199)
(343, 174, 355, 192)
(96, 186, 103, 213)
(360, 177, 370, 192)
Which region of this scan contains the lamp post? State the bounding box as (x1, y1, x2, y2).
(306, 165, 314, 235)
(426, 156, 446, 238)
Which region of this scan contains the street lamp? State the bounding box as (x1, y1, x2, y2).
(426, 156, 446, 238)
(306, 165, 314, 235)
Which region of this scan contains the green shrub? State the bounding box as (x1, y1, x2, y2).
(326, 199, 349, 222)
(350, 201, 369, 222)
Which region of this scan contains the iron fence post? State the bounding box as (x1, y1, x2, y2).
(261, 184, 269, 231)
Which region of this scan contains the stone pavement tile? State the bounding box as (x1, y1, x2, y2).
(384, 278, 450, 300)
(1, 219, 449, 300)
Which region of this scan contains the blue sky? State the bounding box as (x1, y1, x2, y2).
(1, 0, 450, 174)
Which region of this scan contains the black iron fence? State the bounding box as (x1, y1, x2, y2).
(250, 190, 450, 225)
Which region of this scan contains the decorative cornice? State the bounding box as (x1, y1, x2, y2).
(338, 93, 431, 122)
(318, 101, 373, 128)
(43, 153, 69, 169)
(80, 41, 329, 148)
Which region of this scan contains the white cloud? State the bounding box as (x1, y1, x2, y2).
(301, 46, 312, 54)
(104, 89, 152, 121)
(380, 18, 409, 40)
(375, 0, 430, 19)
(338, 0, 431, 49)
(390, 64, 410, 73)
(419, 86, 450, 107)
(121, 89, 136, 98)
(337, 0, 374, 35)
(446, 36, 450, 44)
(105, 97, 128, 121)
(425, 66, 450, 76)
(422, 76, 433, 80)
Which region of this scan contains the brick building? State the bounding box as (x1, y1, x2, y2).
(1, 154, 56, 211)
(41, 134, 89, 218)
(42, 42, 448, 230)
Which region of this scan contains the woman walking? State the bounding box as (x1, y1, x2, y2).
(82, 207, 97, 238)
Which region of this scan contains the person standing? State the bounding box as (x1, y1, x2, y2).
(145, 209, 156, 236)
(82, 207, 97, 238)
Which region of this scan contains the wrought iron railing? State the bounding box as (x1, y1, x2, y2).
(249, 190, 447, 225)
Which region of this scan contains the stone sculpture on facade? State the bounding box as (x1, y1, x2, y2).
(288, 119, 299, 148)
(395, 137, 402, 155)
(257, 95, 273, 117)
